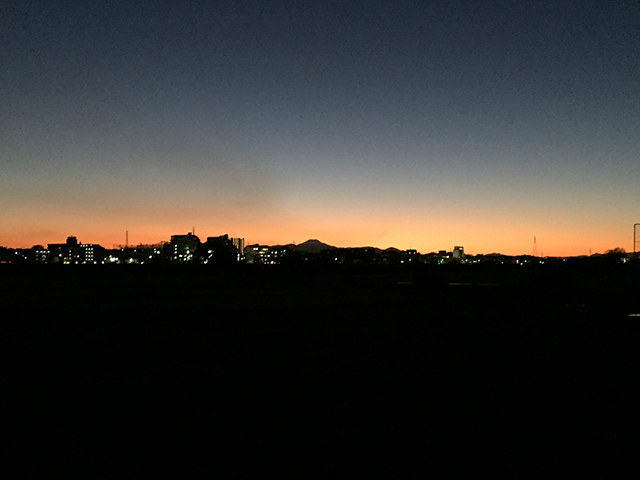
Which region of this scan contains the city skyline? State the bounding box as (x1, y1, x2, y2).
(2, 1, 639, 255)
(1, 228, 635, 258)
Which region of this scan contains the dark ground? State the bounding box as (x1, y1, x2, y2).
(2, 262, 639, 475)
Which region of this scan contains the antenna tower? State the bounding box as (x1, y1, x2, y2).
(126, 230, 129, 248)
(533, 236, 537, 257)
(634, 224, 640, 255)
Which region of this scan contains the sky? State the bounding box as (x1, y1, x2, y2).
(2, 0, 639, 255)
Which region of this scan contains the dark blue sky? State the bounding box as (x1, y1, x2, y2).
(2, 0, 639, 254)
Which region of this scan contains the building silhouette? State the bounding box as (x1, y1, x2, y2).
(170, 232, 200, 263)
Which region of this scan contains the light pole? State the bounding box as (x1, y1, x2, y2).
(635, 224, 640, 256)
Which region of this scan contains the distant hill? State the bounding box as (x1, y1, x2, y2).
(294, 239, 337, 253)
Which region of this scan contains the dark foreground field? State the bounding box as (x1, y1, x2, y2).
(2, 263, 639, 475)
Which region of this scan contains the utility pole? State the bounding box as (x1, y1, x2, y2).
(533, 236, 537, 257)
(634, 224, 640, 255)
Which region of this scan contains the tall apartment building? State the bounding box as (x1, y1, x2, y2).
(170, 232, 200, 262)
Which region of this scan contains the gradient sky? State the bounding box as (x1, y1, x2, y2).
(2, 0, 639, 255)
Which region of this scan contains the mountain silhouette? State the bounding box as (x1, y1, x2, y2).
(294, 239, 337, 253)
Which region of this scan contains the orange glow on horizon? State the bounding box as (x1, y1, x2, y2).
(2, 214, 633, 258)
